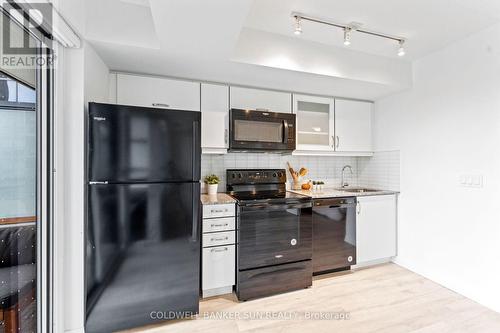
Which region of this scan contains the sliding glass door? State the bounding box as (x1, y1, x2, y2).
(0, 6, 53, 332)
(0, 72, 38, 332)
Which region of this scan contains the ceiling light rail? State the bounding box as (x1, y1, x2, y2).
(291, 12, 406, 56)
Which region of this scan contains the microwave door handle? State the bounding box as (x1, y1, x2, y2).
(283, 120, 289, 144)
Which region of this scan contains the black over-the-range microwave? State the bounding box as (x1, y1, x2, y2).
(229, 109, 296, 153)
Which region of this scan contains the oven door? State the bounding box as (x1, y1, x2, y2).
(237, 201, 312, 270)
(230, 109, 296, 151)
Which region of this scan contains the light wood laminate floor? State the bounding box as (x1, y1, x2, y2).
(125, 263, 500, 333)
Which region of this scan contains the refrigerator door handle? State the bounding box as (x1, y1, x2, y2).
(192, 120, 200, 180)
(192, 184, 201, 243)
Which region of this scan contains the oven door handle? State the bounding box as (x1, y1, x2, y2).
(240, 202, 312, 212)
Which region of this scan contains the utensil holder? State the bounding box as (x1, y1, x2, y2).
(292, 179, 302, 190)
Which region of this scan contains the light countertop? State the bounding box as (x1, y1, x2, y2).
(288, 188, 399, 199)
(200, 193, 237, 205)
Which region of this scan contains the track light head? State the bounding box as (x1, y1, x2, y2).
(398, 40, 406, 57)
(294, 16, 302, 35)
(343, 27, 352, 46)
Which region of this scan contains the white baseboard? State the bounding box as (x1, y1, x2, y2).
(202, 286, 233, 298)
(352, 257, 394, 269)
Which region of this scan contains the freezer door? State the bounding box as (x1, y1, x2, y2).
(86, 182, 201, 333)
(88, 102, 201, 183)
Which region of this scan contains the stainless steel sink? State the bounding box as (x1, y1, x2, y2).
(338, 188, 380, 193)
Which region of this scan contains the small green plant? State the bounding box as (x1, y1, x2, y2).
(204, 174, 220, 185)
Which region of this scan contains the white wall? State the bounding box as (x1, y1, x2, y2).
(59, 46, 85, 333)
(373, 23, 500, 312)
(57, 41, 109, 333)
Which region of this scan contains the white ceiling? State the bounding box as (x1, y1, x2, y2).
(244, 0, 500, 60)
(85, 0, 159, 49)
(81, 0, 500, 100)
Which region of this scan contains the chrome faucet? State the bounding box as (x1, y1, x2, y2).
(341, 165, 353, 188)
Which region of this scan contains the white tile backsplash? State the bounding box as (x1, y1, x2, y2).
(201, 151, 400, 193)
(358, 150, 400, 191)
(202, 153, 358, 192)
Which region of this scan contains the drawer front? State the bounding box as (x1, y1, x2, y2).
(203, 204, 235, 219)
(203, 231, 235, 247)
(236, 260, 312, 301)
(203, 217, 235, 233)
(202, 245, 235, 291)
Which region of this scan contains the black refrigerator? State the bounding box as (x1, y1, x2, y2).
(85, 102, 201, 333)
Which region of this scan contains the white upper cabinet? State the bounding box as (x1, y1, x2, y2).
(335, 99, 373, 152)
(293, 94, 335, 151)
(116, 74, 200, 111)
(356, 195, 397, 265)
(201, 83, 229, 152)
(230, 86, 292, 113)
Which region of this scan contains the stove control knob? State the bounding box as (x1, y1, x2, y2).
(232, 174, 236, 179)
(277, 172, 283, 178)
(273, 173, 277, 177)
(238, 173, 242, 179)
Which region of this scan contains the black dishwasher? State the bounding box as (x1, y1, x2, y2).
(312, 197, 357, 274)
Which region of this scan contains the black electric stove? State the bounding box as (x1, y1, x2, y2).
(227, 169, 313, 301)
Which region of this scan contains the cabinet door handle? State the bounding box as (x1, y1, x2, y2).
(224, 129, 228, 144)
(331, 136, 335, 148)
(256, 108, 270, 112)
(336, 135, 340, 149)
(211, 247, 228, 253)
(211, 209, 227, 214)
(357, 202, 361, 215)
(152, 103, 170, 108)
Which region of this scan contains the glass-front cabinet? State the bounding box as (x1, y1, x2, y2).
(293, 94, 335, 151)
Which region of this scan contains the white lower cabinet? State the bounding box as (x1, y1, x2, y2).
(356, 195, 397, 265)
(202, 245, 235, 296)
(202, 203, 236, 297)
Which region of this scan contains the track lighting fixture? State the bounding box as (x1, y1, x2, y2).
(343, 27, 352, 46)
(397, 40, 406, 57)
(294, 16, 302, 35)
(291, 13, 407, 57)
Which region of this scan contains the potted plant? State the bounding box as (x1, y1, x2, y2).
(204, 174, 220, 195)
